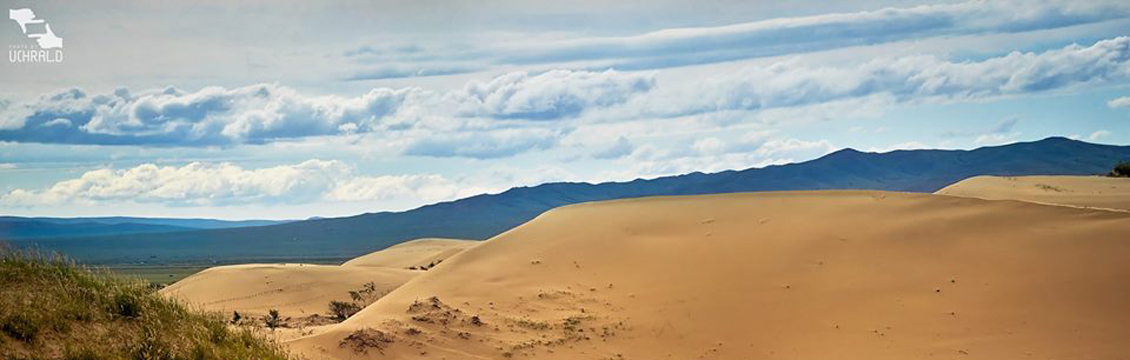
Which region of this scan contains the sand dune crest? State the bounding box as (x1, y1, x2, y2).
(287, 190, 1130, 360)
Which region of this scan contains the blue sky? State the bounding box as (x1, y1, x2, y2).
(1, 0, 1129, 219)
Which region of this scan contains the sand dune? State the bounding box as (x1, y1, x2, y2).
(342, 238, 477, 269)
(287, 190, 1130, 360)
(160, 238, 477, 321)
(937, 175, 1130, 211)
(160, 264, 416, 317)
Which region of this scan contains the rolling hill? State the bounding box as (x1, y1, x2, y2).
(0, 216, 290, 240)
(9, 137, 1130, 265)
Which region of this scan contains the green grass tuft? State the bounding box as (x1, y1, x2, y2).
(0, 245, 295, 360)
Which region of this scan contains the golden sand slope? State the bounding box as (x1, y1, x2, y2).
(160, 264, 416, 317)
(937, 175, 1130, 211)
(342, 238, 478, 269)
(287, 191, 1130, 360)
(160, 238, 476, 320)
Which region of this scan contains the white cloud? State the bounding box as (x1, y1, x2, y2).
(458, 70, 654, 120)
(2, 36, 1128, 161)
(0, 160, 468, 208)
(1109, 96, 1130, 109)
(974, 132, 1021, 145)
(642, 36, 1130, 118)
(326, 174, 465, 203)
(0, 70, 652, 149)
(346, 0, 1130, 74)
(1088, 130, 1112, 141)
(1070, 130, 1112, 142)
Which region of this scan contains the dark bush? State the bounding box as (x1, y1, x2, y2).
(329, 300, 362, 321)
(264, 309, 282, 330)
(113, 293, 142, 318)
(1110, 161, 1130, 177)
(1, 313, 40, 342)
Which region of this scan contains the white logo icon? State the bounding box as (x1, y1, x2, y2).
(9, 8, 62, 49)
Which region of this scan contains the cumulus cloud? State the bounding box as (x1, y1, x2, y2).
(1069, 130, 1112, 142)
(0, 69, 651, 150)
(644, 36, 1130, 117)
(1109, 96, 1130, 109)
(0, 160, 468, 208)
(974, 132, 1021, 145)
(458, 70, 654, 120)
(345, 0, 1130, 74)
(0, 84, 422, 146)
(3, 36, 1129, 159)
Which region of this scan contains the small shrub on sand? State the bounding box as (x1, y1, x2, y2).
(329, 300, 362, 321)
(264, 309, 283, 330)
(339, 328, 394, 354)
(1110, 161, 1130, 177)
(0, 246, 292, 359)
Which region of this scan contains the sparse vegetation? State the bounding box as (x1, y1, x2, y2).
(348, 281, 380, 303)
(1110, 161, 1130, 177)
(407, 259, 444, 271)
(1034, 183, 1066, 192)
(327, 281, 386, 322)
(264, 309, 283, 330)
(339, 328, 394, 354)
(0, 246, 291, 359)
(329, 300, 362, 321)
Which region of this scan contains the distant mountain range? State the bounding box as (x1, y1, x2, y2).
(0, 217, 290, 240)
(6, 137, 1129, 265)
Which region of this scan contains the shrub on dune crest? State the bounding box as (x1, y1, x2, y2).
(329, 301, 362, 321)
(1110, 161, 1130, 177)
(0, 246, 292, 359)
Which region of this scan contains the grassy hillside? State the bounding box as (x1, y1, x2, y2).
(0, 247, 291, 360)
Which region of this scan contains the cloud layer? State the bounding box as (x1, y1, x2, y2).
(0, 70, 653, 149)
(0, 160, 471, 208)
(642, 36, 1130, 117)
(2, 36, 1128, 161)
(343, 0, 1130, 76)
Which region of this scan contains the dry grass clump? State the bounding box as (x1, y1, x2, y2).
(0, 246, 293, 360)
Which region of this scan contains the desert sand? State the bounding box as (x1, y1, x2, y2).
(937, 175, 1130, 211)
(160, 264, 416, 317)
(160, 238, 477, 319)
(342, 238, 478, 269)
(286, 190, 1130, 360)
